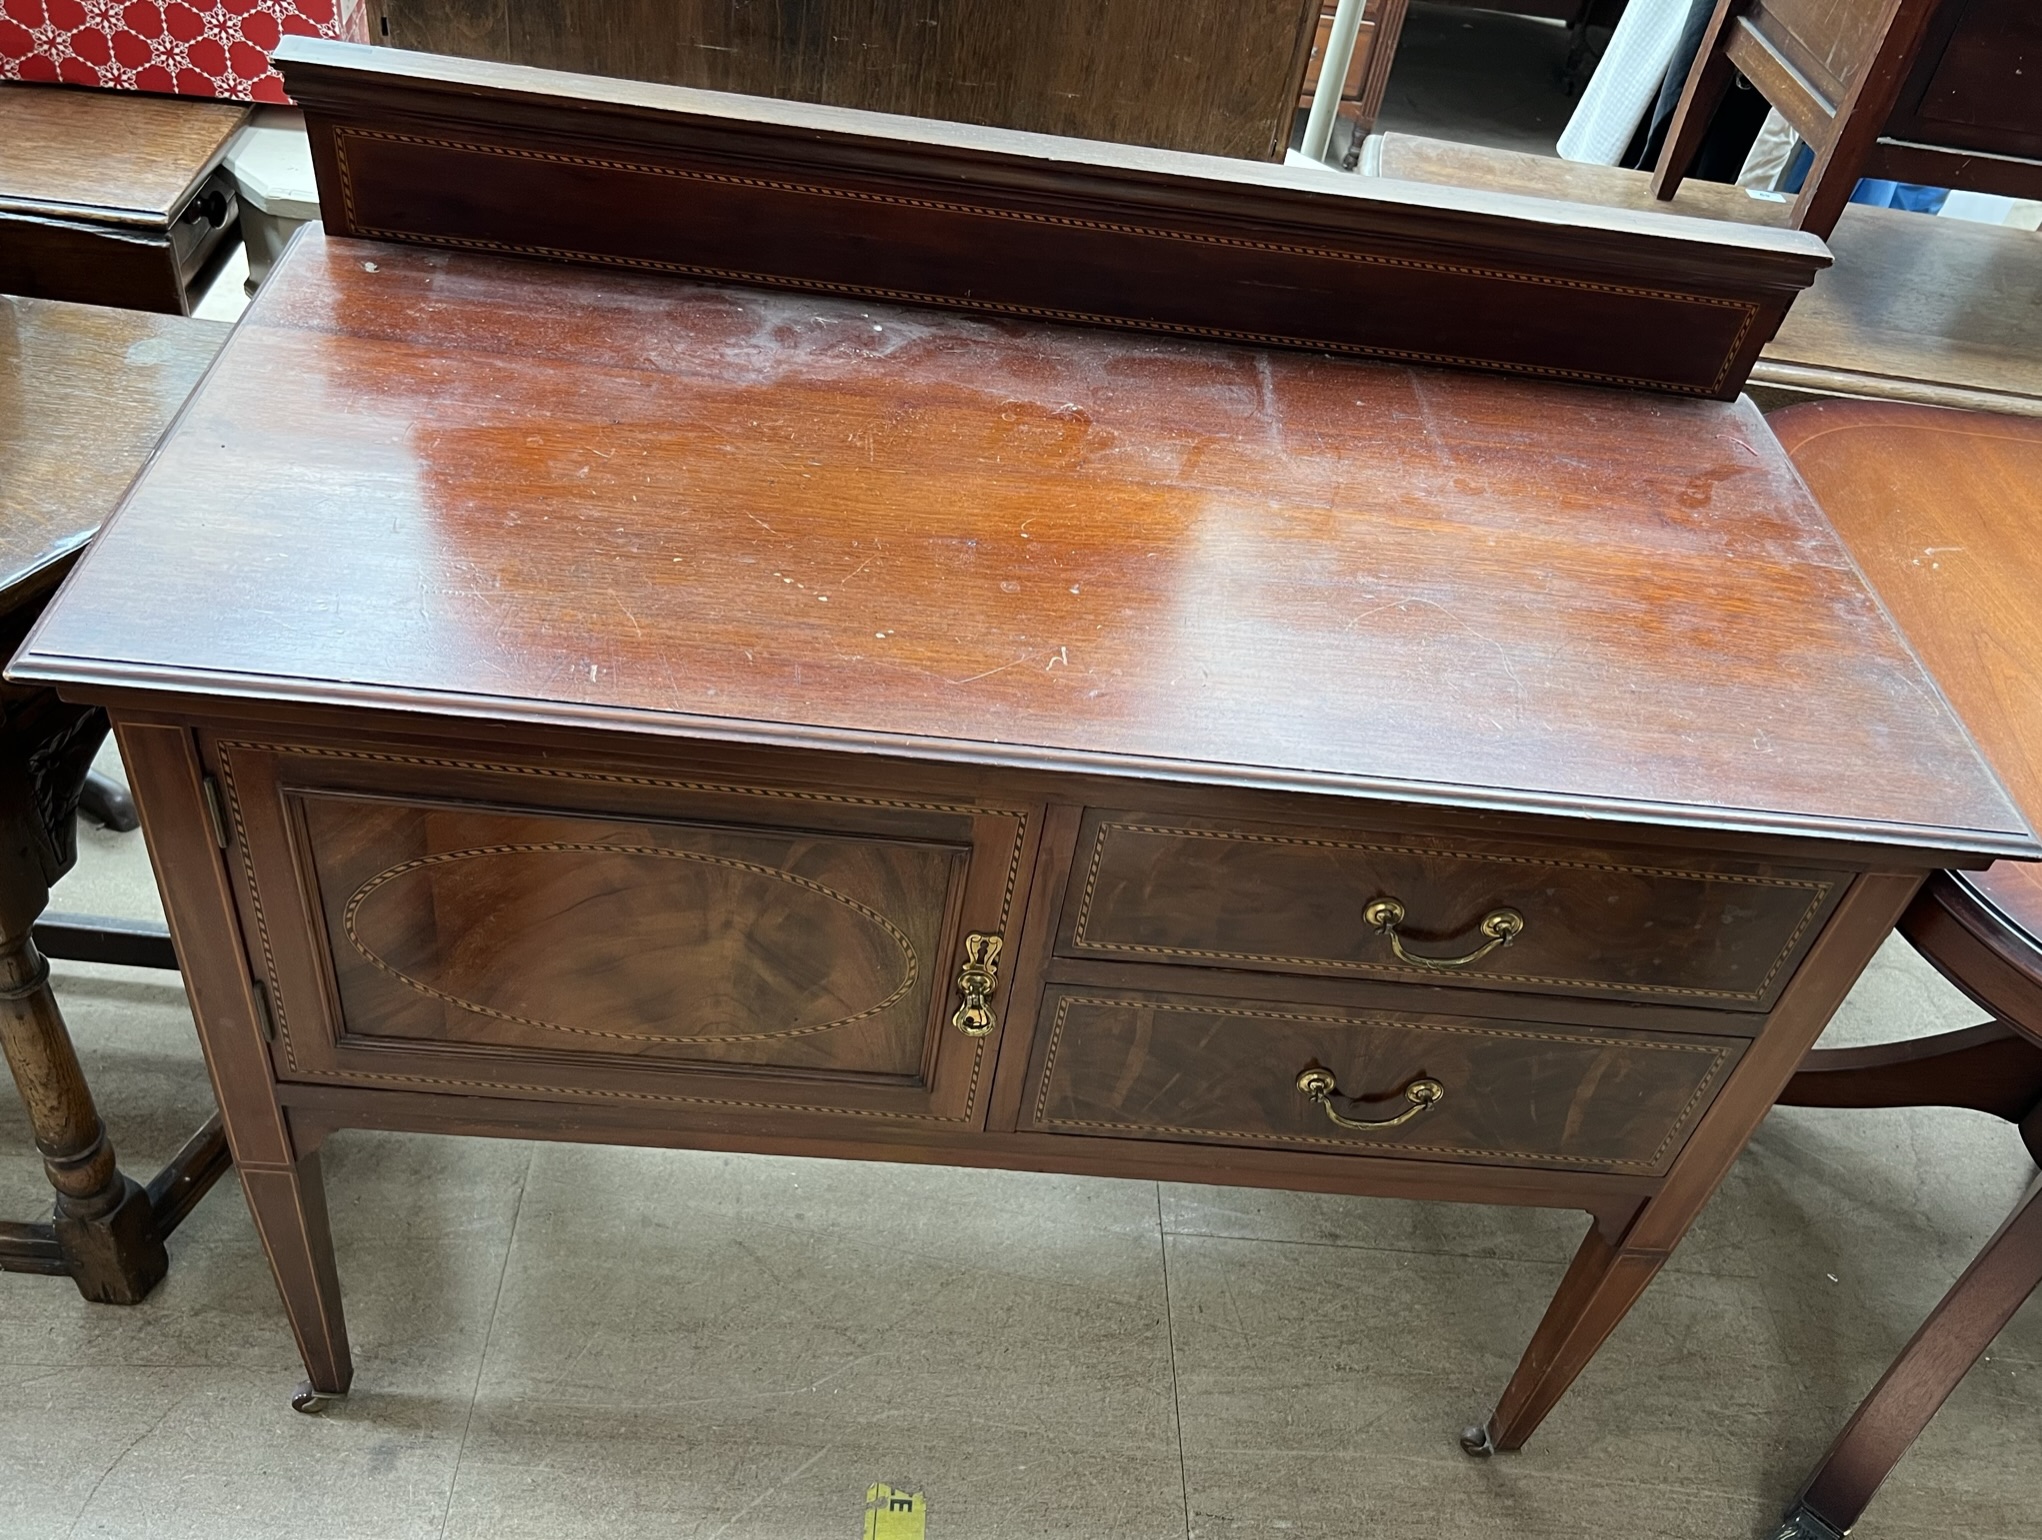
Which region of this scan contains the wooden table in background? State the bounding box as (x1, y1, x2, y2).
(11, 230, 2030, 1462)
(0, 294, 231, 1302)
(0, 85, 246, 315)
(1365, 132, 2042, 416)
(1768, 401, 2042, 1540)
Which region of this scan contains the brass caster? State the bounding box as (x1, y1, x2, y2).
(1458, 1423, 1496, 1458)
(1768, 1508, 1846, 1540)
(291, 1381, 345, 1415)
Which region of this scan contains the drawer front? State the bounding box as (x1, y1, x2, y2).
(1026, 988, 1744, 1174)
(1060, 812, 1842, 1010)
(213, 738, 1031, 1127)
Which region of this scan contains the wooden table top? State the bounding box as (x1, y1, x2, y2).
(1367, 134, 2042, 417)
(0, 293, 228, 607)
(0, 83, 247, 225)
(13, 229, 2030, 861)
(1771, 401, 2042, 933)
(1759, 206, 2042, 417)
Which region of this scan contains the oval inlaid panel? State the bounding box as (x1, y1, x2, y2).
(342, 841, 919, 1043)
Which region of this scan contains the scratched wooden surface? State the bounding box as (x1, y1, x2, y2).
(0, 294, 228, 603)
(1773, 401, 2042, 932)
(0, 84, 245, 221)
(13, 229, 2028, 857)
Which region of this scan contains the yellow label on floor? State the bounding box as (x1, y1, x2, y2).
(863, 1483, 926, 1539)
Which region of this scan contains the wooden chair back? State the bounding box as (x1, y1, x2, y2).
(1650, 0, 1942, 236)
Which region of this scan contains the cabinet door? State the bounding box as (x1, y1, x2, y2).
(209, 735, 1032, 1131)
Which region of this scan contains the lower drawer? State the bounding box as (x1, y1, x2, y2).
(1023, 987, 1745, 1174)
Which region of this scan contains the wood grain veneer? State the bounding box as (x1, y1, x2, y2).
(273, 37, 1833, 398)
(0, 296, 228, 601)
(1025, 989, 1744, 1174)
(1770, 403, 2042, 944)
(16, 231, 2022, 862)
(1060, 812, 1842, 1010)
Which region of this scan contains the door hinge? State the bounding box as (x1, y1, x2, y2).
(250, 979, 276, 1043)
(201, 774, 230, 849)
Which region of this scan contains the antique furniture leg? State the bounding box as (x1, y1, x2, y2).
(1760, 876, 2042, 1537)
(1465, 1202, 1658, 1455)
(0, 673, 168, 1302)
(242, 1151, 353, 1411)
(0, 664, 231, 1300)
(1771, 1171, 2042, 1540)
(0, 920, 165, 1301)
(116, 723, 352, 1405)
(1470, 872, 1925, 1453)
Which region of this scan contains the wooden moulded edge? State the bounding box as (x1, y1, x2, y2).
(9, 653, 2036, 869)
(273, 37, 1833, 399)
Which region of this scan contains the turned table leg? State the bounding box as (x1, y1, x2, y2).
(0, 921, 165, 1302)
(0, 686, 173, 1303)
(0, 679, 231, 1302)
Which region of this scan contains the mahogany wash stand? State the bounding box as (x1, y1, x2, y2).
(11, 222, 2033, 1456)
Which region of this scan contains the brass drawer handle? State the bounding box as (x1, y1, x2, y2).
(1297, 1067, 1445, 1131)
(951, 932, 1002, 1036)
(1364, 896, 1523, 971)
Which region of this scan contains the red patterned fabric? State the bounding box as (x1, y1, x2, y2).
(0, 0, 367, 103)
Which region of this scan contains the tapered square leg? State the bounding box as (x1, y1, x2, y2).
(240, 1152, 353, 1403)
(1477, 1217, 1669, 1453)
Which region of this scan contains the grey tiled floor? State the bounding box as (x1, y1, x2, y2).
(3, 750, 2038, 1537)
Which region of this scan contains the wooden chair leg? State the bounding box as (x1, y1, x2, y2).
(1774, 1172, 2042, 1539)
(239, 1150, 354, 1408)
(1649, 0, 1742, 203)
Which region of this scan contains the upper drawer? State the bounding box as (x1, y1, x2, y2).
(1058, 811, 1845, 1011)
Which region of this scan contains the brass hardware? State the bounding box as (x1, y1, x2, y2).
(951, 932, 1002, 1036)
(1363, 896, 1523, 971)
(202, 774, 230, 849)
(1296, 1067, 1444, 1131)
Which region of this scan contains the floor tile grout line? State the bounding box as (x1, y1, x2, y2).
(436, 1142, 535, 1540)
(1156, 1182, 1193, 1540)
